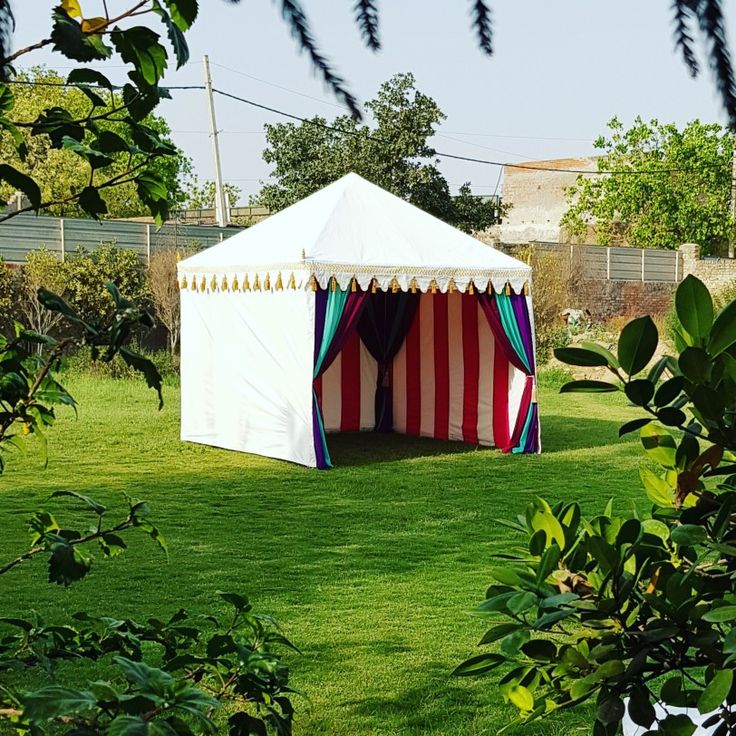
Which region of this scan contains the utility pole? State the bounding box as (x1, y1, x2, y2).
(203, 55, 228, 228)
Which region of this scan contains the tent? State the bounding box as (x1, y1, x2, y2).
(177, 173, 540, 469)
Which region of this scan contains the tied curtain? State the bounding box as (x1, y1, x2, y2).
(477, 290, 539, 454)
(357, 291, 420, 432)
(313, 286, 368, 468)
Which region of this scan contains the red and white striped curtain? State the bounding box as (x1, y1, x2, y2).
(315, 292, 520, 447)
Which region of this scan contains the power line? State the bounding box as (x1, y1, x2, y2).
(3, 78, 724, 176)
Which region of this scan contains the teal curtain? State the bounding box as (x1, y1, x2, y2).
(495, 292, 532, 373)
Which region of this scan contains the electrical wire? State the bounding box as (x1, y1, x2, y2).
(3, 78, 725, 177)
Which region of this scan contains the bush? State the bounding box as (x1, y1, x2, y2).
(65, 242, 148, 324)
(457, 275, 736, 734)
(63, 346, 179, 380)
(16, 249, 69, 337)
(514, 245, 575, 364)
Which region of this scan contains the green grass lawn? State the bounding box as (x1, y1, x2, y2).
(0, 374, 646, 735)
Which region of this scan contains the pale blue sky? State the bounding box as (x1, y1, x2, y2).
(8, 1, 735, 203)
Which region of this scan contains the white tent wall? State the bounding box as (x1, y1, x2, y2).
(180, 289, 317, 466)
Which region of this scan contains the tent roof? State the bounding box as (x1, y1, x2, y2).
(178, 173, 531, 294)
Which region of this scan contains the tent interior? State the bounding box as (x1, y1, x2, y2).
(316, 289, 529, 459)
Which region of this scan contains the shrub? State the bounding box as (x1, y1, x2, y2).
(0, 258, 17, 335)
(63, 346, 179, 380)
(16, 249, 69, 338)
(515, 245, 575, 364)
(148, 247, 194, 354)
(456, 274, 736, 734)
(65, 242, 148, 325)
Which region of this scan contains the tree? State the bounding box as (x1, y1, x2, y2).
(561, 117, 733, 254)
(184, 178, 241, 209)
(148, 247, 184, 353)
(0, 67, 190, 218)
(16, 248, 68, 337)
(456, 276, 736, 734)
(255, 73, 502, 233)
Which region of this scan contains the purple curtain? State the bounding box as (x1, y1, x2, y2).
(476, 291, 539, 454)
(312, 287, 368, 469)
(357, 292, 420, 432)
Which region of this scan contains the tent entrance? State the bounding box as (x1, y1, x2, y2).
(313, 290, 529, 465)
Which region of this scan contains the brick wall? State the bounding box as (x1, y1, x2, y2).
(680, 243, 736, 295)
(574, 279, 674, 322)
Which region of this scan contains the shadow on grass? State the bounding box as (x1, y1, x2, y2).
(324, 413, 628, 466)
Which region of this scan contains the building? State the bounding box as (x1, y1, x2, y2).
(498, 157, 597, 244)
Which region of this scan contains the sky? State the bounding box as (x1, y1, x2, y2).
(8, 1, 736, 204)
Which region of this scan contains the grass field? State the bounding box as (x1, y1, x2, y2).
(0, 373, 647, 735)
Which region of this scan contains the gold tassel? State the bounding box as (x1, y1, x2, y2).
(468, 281, 475, 295)
(264, 273, 271, 291)
(505, 282, 511, 296)
(191, 276, 197, 292)
(351, 277, 357, 293)
(523, 281, 529, 296)
(448, 278, 456, 294)
(330, 276, 337, 292)
(410, 277, 418, 294)
(310, 275, 318, 291)
(486, 280, 493, 294)
(200, 276, 207, 292)
(180, 276, 187, 290)
(221, 275, 228, 291)
(371, 278, 378, 294)
(253, 274, 261, 291)
(390, 278, 399, 293)
(210, 275, 218, 291)
(243, 274, 251, 291)
(232, 275, 239, 291)
(275, 272, 283, 290)
(430, 279, 438, 295)
(288, 273, 296, 290)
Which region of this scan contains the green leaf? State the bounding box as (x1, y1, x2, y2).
(478, 623, 521, 645)
(553, 347, 609, 367)
(452, 653, 505, 677)
(136, 169, 170, 226)
(624, 379, 654, 406)
(692, 385, 724, 422)
(658, 714, 696, 736)
(628, 684, 656, 727)
(657, 407, 687, 427)
(51, 7, 112, 61)
(112, 26, 168, 86)
(49, 489, 106, 515)
(676, 274, 713, 340)
(153, 1, 190, 68)
(22, 686, 96, 721)
(507, 685, 534, 711)
(654, 376, 685, 407)
(520, 639, 557, 661)
(536, 544, 561, 582)
(0, 164, 41, 210)
(119, 348, 163, 409)
(708, 299, 736, 357)
(618, 417, 651, 437)
(559, 380, 618, 393)
(217, 591, 251, 612)
(640, 423, 677, 467)
(530, 510, 565, 548)
(670, 524, 707, 546)
(107, 715, 149, 736)
(78, 185, 108, 220)
(0, 83, 14, 113)
(67, 67, 113, 89)
(698, 669, 732, 714)
(618, 316, 658, 376)
(48, 541, 92, 586)
(580, 340, 620, 369)
(163, 0, 198, 30)
(703, 605, 736, 622)
(679, 347, 711, 384)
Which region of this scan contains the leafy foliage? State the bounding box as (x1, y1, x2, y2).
(255, 73, 504, 233)
(561, 117, 733, 254)
(457, 274, 736, 733)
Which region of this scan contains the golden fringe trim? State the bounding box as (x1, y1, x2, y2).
(410, 277, 418, 294)
(391, 277, 399, 293)
(243, 274, 251, 291)
(448, 278, 456, 294)
(221, 275, 228, 291)
(232, 275, 239, 291)
(275, 272, 283, 290)
(371, 278, 378, 294)
(288, 273, 296, 290)
(468, 281, 475, 295)
(180, 276, 187, 290)
(264, 273, 271, 291)
(330, 276, 337, 292)
(350, 277, 357, 292)
(310, 275, 318, 291)
(200, 276, 207, 292)
(253, 274, 261, 291)
(430, 279, 438, 294)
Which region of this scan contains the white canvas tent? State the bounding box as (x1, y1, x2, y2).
(178, 173, 539, 468)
